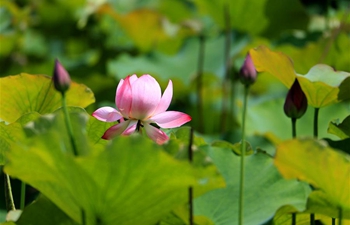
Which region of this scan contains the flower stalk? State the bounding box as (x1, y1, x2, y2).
(52, 59, 78, 156)
(188, 127, 194, 225)
(62, 92, 78, 156)
(196, 35, 205, 133)
(238, 52, 257, 225)
(4, 174, 16, 211)
(239, 85, 249, 225)
(313, 108, 319, 138)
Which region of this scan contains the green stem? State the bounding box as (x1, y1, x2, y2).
(82, 209, 86, 225)
(291, 117, 297, 224)
(291, 118, 297, 138)
(196, 35, 205, 133)
(188, 127, 194, 225)
(239, 85, 249, 225)
(20, 182, 26, 209)
(62, 93, 78, 156)
(4, 174, 16, 211)
(313, 108, 319, 138)
(219, 2, 231, 132)
(311, 107, 320, 224)
(292, 213, 296, 225)
(332, 218, 336, 225)
(310, 213, 315, 225)
(339, 208, 342, 225)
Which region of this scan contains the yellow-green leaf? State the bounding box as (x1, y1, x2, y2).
(249, 45, 296, 88)
(98, 6, 166, 52)
(274, 138, 350, 210)
(0, 73, 95, 123)
(328, 115, 350, 139)
(250, 46, 350, 108)
(297, 64, 350, 108)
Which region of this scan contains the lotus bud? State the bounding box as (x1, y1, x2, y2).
(53, 59, 71, 94)
(284, 79, 308, 119)
(239, 53, 257, 85)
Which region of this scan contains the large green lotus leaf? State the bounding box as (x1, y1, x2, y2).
(297, 64, 350, 108)
(249, 45, 296, 88)
(16, 195, 79, 225)
(194, 146, 311, 225)
(0, 112, 41, 165)
(0, 107, 112, 164)
(274, 138, 350, 210)
(4, 114, 224, 225)
(193, 0, 308, 37)
(328, 115, 350, 139)
(0, 73, 95, 123)
(244, 98, 349, 142)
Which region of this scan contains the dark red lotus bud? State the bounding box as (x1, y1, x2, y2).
(239, 53, 257, 85)
(284, 79, 308, 119)
(53, 59, 71, 94)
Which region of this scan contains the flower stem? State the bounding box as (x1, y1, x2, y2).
(313, 108, 319, 138)
(292, 213, 296, 225)
(62, 93, 78, 156)
(82, 209, 86, 225)
(311, 107, 319, 224)
(188, 127, 194, 225)
(291, 117, 297, 223)
(4, 174, 16, 211)
(291, 118, 297, 138)
(20, 182, 26, 209)
(310, 213, 315, 225)
(196, 35, 205, 133)
(239, 85, 249, 225)
(338, 207, 342, 225)
(220, 2, 232, 132)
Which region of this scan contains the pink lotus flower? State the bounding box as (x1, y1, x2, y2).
(92, 74, 191, 144)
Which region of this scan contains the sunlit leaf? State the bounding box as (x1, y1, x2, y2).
(274, 138, 350, 210)
(0, 73, 95, 123)
(98, 6, 166, 52)
(250, 46, 350, 108)
(194, 146, 311, 225)
(250, 45, 296, 88)
(297, 64, 350, 108)
(4, 113, 224, 225)
(328, 115, 350, 139)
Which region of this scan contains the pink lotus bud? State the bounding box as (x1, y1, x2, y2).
(53, 59, 71, 94)
(284, 79, 308, 119)
(239, 53, 257, 85)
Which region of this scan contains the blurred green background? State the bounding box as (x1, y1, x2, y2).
(0, 0, 350, 222)
(0, 0, 349, 134)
